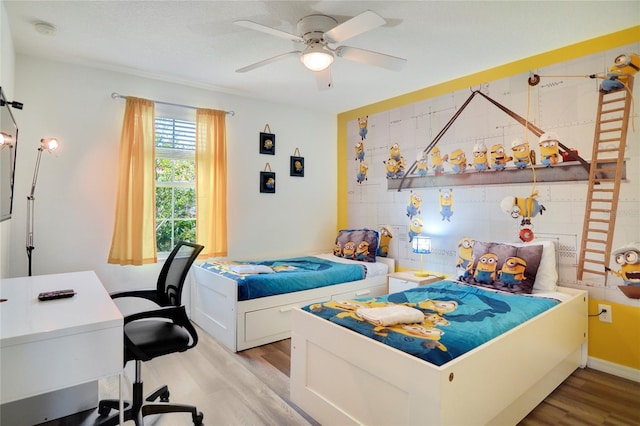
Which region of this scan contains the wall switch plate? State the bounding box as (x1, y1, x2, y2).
(598, 304, 612, 323)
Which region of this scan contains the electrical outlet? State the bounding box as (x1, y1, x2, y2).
(598, 304, 612, 323)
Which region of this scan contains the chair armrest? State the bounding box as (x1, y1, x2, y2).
(110, 289, 161, 305)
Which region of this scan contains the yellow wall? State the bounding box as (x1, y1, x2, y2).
(589, 299, 640, 370)
(337, 26, 640, 371)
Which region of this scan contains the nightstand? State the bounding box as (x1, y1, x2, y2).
(387, 271, 444, 293)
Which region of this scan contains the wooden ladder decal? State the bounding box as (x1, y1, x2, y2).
(577, 77, 633, 284)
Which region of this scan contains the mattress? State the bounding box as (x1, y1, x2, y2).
(302, 280, 561, 366)
(198, 254, 388, 301)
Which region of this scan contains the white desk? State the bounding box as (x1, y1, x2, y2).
(0, 271, 123, 422)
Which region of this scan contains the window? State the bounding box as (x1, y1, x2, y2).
(155, 117, 196, 253)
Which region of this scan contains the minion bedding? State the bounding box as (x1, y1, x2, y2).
(198, 254, 384, 301)
(302, 280, 559, 366)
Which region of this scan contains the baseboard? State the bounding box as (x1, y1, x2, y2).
(587, 356, 640, 383)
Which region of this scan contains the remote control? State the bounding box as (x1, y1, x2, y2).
(38, 289, 76, 301)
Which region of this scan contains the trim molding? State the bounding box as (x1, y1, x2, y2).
(587, 356, 640, 383)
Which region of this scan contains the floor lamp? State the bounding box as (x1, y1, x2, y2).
(412, 235, 432, 277)
(27, 137, 60, 276)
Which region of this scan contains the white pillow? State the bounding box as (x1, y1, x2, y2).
(501, 239, 558, 292)
(229, 264, 274, 274)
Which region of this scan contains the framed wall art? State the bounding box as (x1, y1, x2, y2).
(260, 163, 276, 193)
(290, 148, 304, 177)
(260, 124, 275, 155)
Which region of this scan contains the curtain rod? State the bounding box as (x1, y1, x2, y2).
(111, 92, 235, 116)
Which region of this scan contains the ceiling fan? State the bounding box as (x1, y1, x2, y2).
(234, 10, 407, 90)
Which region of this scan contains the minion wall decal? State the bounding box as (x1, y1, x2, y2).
(439, 188, 453, 222)
(472, 142, 490, 171)
(490, 144, 512, 171)
(357, 161, 368, 184)
(448, 148, 468, 174)
(415, 151, 429, 176)
(456, 237, 475, 280)
(430, 147, 448, 176)
(539, 132, 561, 167)
(408, 216, 424, 242)
(605, 242, 640, 286)
(511, 138, 532, 169)
(406, 191, 422, 219)
(377, 226, 393, 257)
(591, 53, 640, 93)
(354, 140, 365, 162)
(383, 143, 406, 178)
(358, 116, 368, 140)
(500, 194, 546, 227)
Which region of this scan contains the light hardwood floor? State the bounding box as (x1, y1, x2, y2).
(47, 323, 640, 425)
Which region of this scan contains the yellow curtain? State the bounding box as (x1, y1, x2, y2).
(108, 97, 157, 265)
(196, 109, 228, 258)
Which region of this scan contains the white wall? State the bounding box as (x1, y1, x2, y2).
(7, 55, 336, 293)
(0, 1, 16, 278)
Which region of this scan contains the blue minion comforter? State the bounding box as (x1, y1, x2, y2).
(302, 280, 559, 366)
(199, 256, 366, 301)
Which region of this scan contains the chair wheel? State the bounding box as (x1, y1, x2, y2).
(160, 390, 170, 402)
(193, 411, 204, 425)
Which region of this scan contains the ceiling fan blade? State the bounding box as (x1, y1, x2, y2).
(315, 67, 333, 91)
(234, 20, 303, 42)
(324, 10, 386, 44)
(336, 46, 407, 71)
(236, 51, 301, 73)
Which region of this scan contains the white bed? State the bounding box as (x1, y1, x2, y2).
(290, 240, 588, 425)
(191, 254, 395, 352)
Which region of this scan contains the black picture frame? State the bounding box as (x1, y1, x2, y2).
(260, 171, 276, 193)
(260, 132, 275, 155)
(290, 156, 304, 177)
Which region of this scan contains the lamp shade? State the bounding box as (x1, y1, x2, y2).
(412, 235, 431, 254)
(301, 43, 334, 71)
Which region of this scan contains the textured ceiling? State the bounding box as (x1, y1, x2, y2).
(4, 1, 639, 114)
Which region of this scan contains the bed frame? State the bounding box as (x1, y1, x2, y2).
(290, 285, 588, 425)
(191, 257, 395, 352)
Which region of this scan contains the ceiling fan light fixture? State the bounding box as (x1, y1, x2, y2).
(301, 43, 334, 71)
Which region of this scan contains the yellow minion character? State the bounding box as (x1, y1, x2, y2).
(593, 53, 640, 93)
(456, 237, 474, 269)
(472, 142, 490, 171)
(499, 256, 527, 287)
(354, 141, 365, 161)
(384, 158, 397, 178)
(408, 216, 424, 242)
(430, 147, 448, 176)
(490, 144, 512, 171)
(416, 151, 428, 176)
(357, 161, 368, 184)
(355, 241, 371, 261)
(511, 138, 532, 169)
(439, 188, 453, 222)
(377, 226, 393, 257)
(389, 143, 402, 161)
(605, 242, 640, 286)
(342, 241, 356, 259)
(358, 116, 368, 140)
(500, 195, 546, 226)
(448, 148, 467, 173)
(333, 241, 343, 257)
(406, 191, 422, 219)
(539, 132, 561, 167)
(473, 253, 499, 284)
(417, 299, 458, 316)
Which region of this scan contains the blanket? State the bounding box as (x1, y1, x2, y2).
(200, 256, 366, 301)
(303, 280, 559, 366)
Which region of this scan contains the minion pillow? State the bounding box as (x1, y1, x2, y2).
(333, 229, 379, 263)
(459, 241, 543, 294)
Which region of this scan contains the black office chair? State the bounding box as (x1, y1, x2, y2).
(98, 241, 205, 426)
